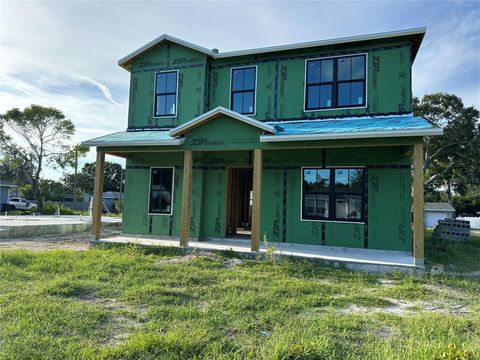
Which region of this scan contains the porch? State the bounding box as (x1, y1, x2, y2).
(91, 235, 418, 273)
(81, 108, 442, 269)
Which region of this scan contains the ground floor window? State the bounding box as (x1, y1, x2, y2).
(149, 167, 174, 215)
(302, 168, 365, 222)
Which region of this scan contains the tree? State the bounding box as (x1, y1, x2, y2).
(61, 161, 124, 194)
(413, 93, 480, 202)
(0, 105, 76, 210)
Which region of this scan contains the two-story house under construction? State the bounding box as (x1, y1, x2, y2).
(83, 28, 442, 267)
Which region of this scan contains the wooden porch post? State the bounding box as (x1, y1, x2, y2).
(180, 150, 193, 246)
(251, 149, 262, 251)
(92, 151, 105, 240)
(412, 143, 424, 266)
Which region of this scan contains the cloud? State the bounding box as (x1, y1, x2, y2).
(413, 6, 480, 108)
(1, 1, 479, 181)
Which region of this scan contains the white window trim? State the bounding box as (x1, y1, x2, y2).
(147, 166, 175, 216)
(153, 70, 179, 119)
(303, 53, 368, 113)
(299, 166, 366, 224)
(229, 65, 258, 117)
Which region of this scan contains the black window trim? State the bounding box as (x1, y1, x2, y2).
(300, 166, 366, 224)
(229, 65, 257, 116)
(153, 70, 179, 118)
(304, 53, 368, 112)
(148, 166, 175, 216)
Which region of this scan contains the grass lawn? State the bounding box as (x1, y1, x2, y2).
(0, 235, 479, 359)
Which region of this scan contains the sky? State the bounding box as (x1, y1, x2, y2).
(0, 0, 479, 181)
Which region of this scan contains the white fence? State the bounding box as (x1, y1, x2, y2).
(457, 217, 480, 230)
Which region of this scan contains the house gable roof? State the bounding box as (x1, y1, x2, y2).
(118, 34, 213, 70)
(424, 202, 456, 212)
(119, 28, 426, 71)
(169, 107, 276, 137)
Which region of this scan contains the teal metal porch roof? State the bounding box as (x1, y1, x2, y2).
(81, 130, 184, 147)
(82, 113, 442, 148)
(260, 114, 442, 142)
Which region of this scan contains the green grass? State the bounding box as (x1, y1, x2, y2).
(0, 239, 479, 359)
(425, 230, 480, 273)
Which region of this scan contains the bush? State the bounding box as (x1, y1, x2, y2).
(113, 199, 123, 214)
(41, 202, 75, 215)
(453, 195, 480, 216)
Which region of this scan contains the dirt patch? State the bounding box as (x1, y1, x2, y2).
(375, 326, 398, 340)
(339, 296, 470, 317)
(223, 328, 238, 339)
(423, 283, 466, 298)
(154, 251, 224, 266)
(80, 294, 146, 346)
(376, 278, 400, 287)
(223, 258, 244, 268)
(0, 227, 120, 252)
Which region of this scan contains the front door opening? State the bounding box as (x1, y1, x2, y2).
(226, 168, 253, 238)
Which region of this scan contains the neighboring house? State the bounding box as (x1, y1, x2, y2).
(83, 28, 443, 266)
(424, 202, 456, 228)
(0, 182, 16, 211)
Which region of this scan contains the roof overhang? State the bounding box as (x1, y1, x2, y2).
(118, 34, 213, 71)
(259, 127, 443, 143)
(169, 106, 276, 137)
(81, 131, 185, 147)
(216, 27, 426, 60)
(118, 28, 426, 71)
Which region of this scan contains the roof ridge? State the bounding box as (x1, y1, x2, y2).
(118, 27, 426, 70)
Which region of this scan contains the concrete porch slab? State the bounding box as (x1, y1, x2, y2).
(0, 215, 121, 239)
(91, 235, 420, 274)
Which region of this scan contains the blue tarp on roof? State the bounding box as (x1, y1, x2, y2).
(266, 114, 438, 136)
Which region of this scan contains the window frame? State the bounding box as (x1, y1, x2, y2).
(303, 53, 368, 112)
(148, 166, 175, 216)
(153, 70, 179, 118)
(300, 167, 366, 224)
(229, 65, 257, 116)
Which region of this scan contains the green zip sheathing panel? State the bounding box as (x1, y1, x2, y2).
(127, 38, 412, 129)
(260, 147, 412, 250)
(129, 42, 207, 128)
(123, 152, 183, 236)
(210, 39, 411, 122)
(184, 115, 264, 151)
(367, 168, 412, 251)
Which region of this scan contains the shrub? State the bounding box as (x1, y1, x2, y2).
(113, 199, 123, 214)
(41, 202, 75, 215)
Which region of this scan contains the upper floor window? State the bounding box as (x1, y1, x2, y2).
(231, 66, 256, 115)
(302, 168, 365, 222)
(305, 55, 366, 111)
(155, 71, 178, 117)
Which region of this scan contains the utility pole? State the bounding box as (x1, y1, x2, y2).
(73, 148, 78, 212)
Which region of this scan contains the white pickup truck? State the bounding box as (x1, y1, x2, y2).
(8, 197, 38, 211)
